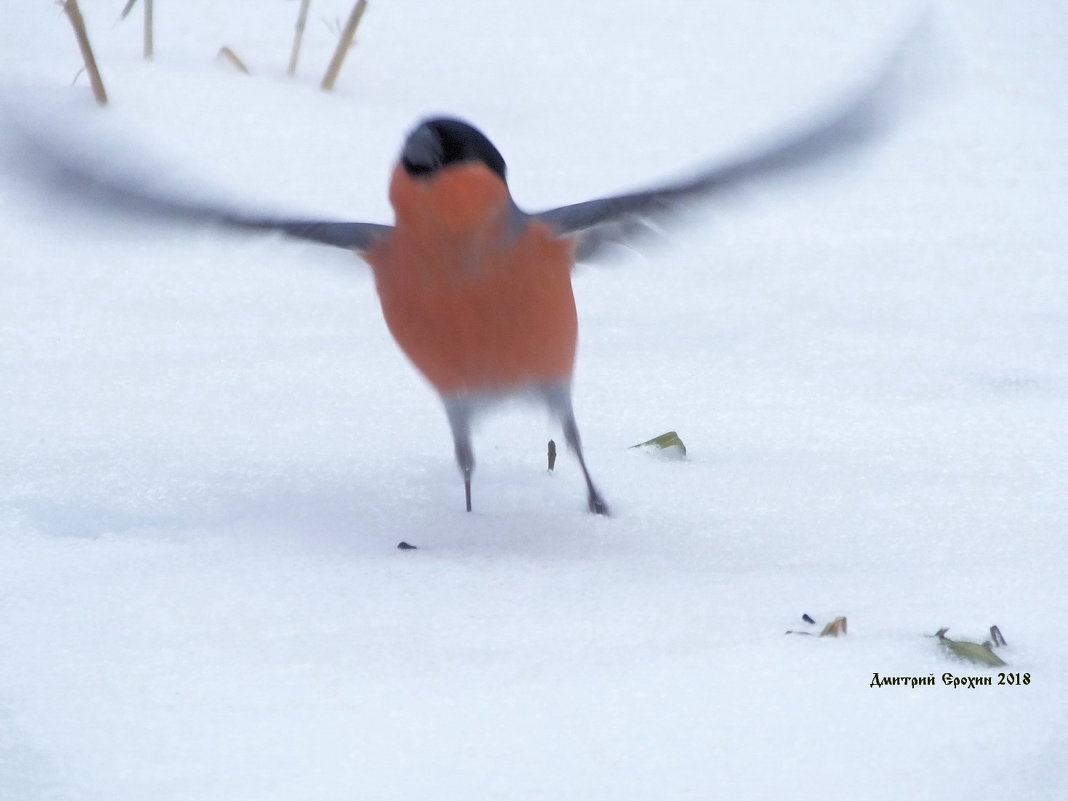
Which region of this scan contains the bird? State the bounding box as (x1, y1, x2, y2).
(10, 41, 910, 515)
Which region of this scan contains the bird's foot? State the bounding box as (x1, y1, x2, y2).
(588, 491, 610, 516)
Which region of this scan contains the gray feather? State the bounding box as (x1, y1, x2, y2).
(5, 112, 391, 253)
(533, 31, 915, 262)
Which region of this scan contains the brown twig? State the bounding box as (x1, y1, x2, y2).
(64, 0, 108, 105)
(143, 0, 154, 59)
(320, 0, 367, 91)
(117, 0, 151, 58)
(218, 46, 251, 75)
(989, 625, 1007, 648)
(287, 0, 311, 76)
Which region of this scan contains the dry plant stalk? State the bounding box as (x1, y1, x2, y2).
(320, 0, 367, 91)
(819, 616, 848, 637)
(218, 46, 251, 75)
(989, 625, 1007, 648)
(287, 0, 312, 76)
(143, 0, 154, 59)
(118, 0, 152, 59)
(63, 0, 108, 105)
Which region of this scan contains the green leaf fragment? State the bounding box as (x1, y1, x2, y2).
(632, 431, 687, 458)
(937, 631, 1007, 667)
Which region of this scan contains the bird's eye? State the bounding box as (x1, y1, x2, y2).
(402, 158, 436, 176)
(401, 125, 444, 177)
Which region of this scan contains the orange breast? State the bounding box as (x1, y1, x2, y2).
(366, 164, 578, 395)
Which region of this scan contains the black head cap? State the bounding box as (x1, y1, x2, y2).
(400, 117, 507, 182)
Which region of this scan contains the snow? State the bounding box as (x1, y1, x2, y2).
(1, 1, 1066, 799)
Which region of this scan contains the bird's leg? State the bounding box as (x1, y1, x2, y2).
(544, 385, 609, 516)
(562, 415, 609, 516)
(445, 399, 475, 512)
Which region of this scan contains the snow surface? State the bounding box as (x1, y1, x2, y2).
(1, 1, 1066, 799)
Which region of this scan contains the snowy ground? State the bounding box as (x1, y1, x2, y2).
(1, 1, 1066, 799)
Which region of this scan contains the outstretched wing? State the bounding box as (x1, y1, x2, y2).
(6, 116, 391, 253)
(533, 36, 912, 262)
(189, 212, 390, 252)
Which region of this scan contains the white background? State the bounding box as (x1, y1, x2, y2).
(1, 2, 1065, 799)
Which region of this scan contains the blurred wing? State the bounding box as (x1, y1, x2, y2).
(533, 35, 912, 262)
(197, 213, 390, 251)
(6, 118, 391, 253)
